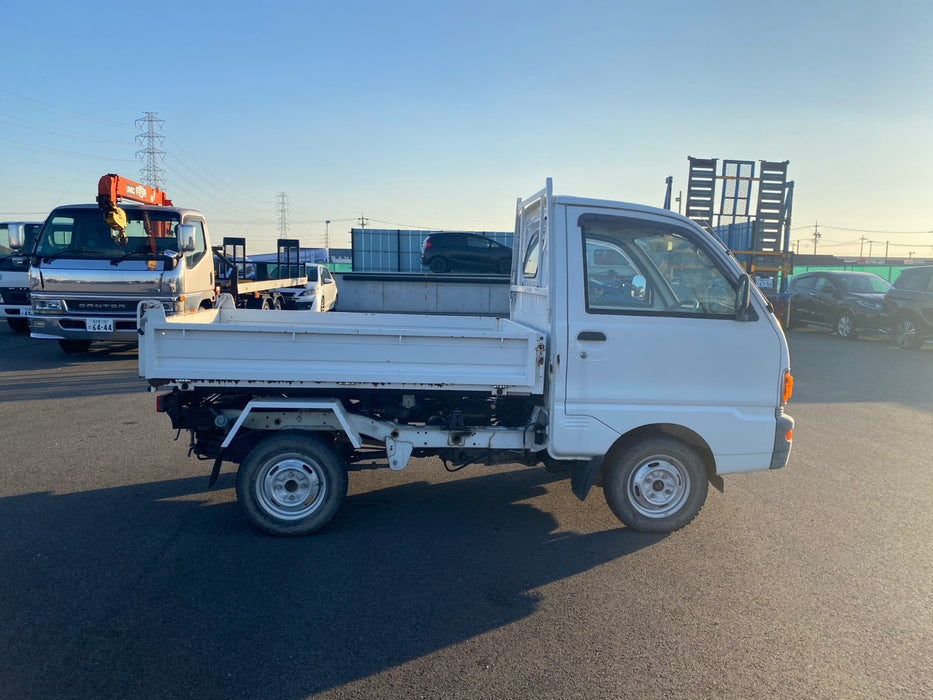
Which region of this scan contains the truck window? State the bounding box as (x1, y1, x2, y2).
(183, 219, 207, 267)
(580, 214, 738, 317)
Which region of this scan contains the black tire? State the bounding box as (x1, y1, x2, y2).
(893, 315, 923, 350)
(7, 318, 29, 334)
(603, 436, 709, 533)
(260, 297, 273, 311)
(835, 310, 859, 339)
(59, 339, 92, 354)
(497, 258, 511, 275)
(429, 257, 448, 273)
(236, 432, 348, 536)
(273, 296, 283, 311)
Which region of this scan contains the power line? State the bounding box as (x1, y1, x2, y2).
(792, 223, 932, 234)
(0, 89, 135, 130)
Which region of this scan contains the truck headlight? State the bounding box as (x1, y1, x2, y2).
(34, 299, 64, 312)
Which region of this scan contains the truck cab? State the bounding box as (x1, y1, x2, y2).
(0, 221, 43, 333)
(513, 181, 792, 484)
(28, 204, 214, 353)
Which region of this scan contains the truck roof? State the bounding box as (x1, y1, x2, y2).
(49, 202, 206, 218)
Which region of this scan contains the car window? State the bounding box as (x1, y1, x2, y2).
(579, 213, 738, 317)
(896, 270, 926, 292)
(793, 275, 814, 291)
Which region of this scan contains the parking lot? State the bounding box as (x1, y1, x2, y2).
(0, 326, 930, 699)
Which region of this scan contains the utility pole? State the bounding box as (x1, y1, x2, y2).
(812, 222, 821, 254)
(358, 215, 368, 229)
(135, 112, 165, 190)
(276, 193, 289, 238)
(324, 220, 331, 250)
(859, 236, 867, 257)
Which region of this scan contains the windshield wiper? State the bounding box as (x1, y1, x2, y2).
(110, 246, 182, 266)
(38, 249, 82, 263)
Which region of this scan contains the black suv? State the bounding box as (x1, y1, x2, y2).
(884, 265, 933, 349)
(788, 270, 891, 339)
(421, 233, 512, 274)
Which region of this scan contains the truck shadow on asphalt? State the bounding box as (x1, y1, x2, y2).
(0, 466, 660, 698)
(0, 340, 146, 401)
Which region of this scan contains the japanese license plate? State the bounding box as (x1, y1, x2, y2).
(86, 318, 114, 333)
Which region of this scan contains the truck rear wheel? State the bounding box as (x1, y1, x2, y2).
(603, 436, 708, 533)
(236, 432, 348, 536)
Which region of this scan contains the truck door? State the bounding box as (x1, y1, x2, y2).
(552, 205, 785, 471)
(181, 218, 212, 310)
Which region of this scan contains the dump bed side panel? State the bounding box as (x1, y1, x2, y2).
(139, 306, 545, 394)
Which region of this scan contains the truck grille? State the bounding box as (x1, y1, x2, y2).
(64, 299, 138, 314)
(0, 287, 29, 304)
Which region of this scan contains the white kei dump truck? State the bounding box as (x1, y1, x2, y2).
(22, 174, 308, 354)
(139, 179, 795, 536)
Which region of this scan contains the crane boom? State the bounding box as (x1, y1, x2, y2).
(96, 174, 173, 236)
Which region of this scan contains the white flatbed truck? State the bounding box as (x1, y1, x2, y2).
(140, 180, 794, 536)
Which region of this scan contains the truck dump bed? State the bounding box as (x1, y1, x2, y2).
(138, 300, 546, 394)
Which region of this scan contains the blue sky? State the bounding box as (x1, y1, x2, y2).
(2, 0, 931, 256)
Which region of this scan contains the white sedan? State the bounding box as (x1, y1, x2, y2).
(279, 264, 338, 312)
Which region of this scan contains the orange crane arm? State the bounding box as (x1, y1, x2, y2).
(96, 174, 173, 235)
(97, 174, 172, 209)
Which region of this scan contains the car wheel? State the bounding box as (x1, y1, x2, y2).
(893, 315, 923, 350)
(835, 310, 859, 339)
(236, 432, 348, 536)
(429, 257, 448, 273)
(602, 436, 709, 533)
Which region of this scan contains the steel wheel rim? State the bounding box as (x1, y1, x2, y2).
(256, 457, 325, 520)
(896, 319, 916, 347)
(627, 457, 690, 518)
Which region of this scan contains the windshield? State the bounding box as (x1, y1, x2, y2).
(34, 208, 181, 260)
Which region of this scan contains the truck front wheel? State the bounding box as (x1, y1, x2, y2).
(603, 436, 708, 533)
(236, 432, 348, 536)
(7, 318, 29, 334)
(59, 339, 92, 354)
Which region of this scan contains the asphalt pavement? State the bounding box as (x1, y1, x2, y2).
(0, 326, 929, 699)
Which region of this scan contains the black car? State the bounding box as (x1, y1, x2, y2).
(884, 265, 933, 349)
(788, 270, 891, 339)
(420, 232, 512, 274)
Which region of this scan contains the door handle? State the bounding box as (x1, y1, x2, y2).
(577, 331, 606, 341)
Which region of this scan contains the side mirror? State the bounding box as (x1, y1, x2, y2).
(631, 274, 647, 299)
(177, 224, 197, 252)
(7, 223, 25, 250)
(735, 274, 754, 321)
